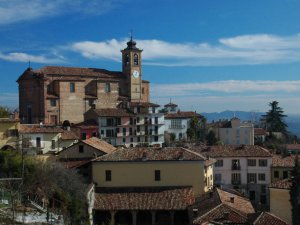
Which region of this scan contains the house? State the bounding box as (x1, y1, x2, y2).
(271, 154, 296, 182)
(286, 144, 300, 155)
(58, 137, 116, 161)
(163, 102, 204, 141)
(191, 145, 272, 207)
(17, 38, 150, 125)
(209, 117, 254, 145)
(74, 120, 99, 140)
(269, 179, 292, 225)
(0, 118, 19, 150)
(91, 147, 215, 225)
(19, 124, 79, 154)
(84, 102, 164, 147)
(254, 128, 267, 144)
(193, 188, 255, 225)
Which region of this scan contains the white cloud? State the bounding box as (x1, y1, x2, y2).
(0, 0, 122, 25)
(70, 34, 300, 66)
(150, 80, 300, 97)
(0, 52, 64, 64)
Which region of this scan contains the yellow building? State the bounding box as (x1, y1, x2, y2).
(0, 118, 19, 150)
(91, 147, 215, 225)
(269, 179, 292, 225)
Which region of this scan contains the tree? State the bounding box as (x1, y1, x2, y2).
(0, 106, 9, 118)
(290, 156, 300, 225)
(206, 130, 218, 146)
(263, 101, 288, 134)
(187, 116, 206, 142)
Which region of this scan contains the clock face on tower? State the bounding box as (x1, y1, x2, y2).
(132, 70, 139, 78)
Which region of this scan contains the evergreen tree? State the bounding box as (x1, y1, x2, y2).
(290, 156, 300, 225)
(263, 101, 288, 134)
(206, 130, 218, 146)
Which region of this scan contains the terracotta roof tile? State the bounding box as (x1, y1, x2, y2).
(193, 204, 248, 225)
(165, 111, 202, 119)
(62, 160, 91, 169)
(217, 188, 255, 214)
(61, 130, 79, 140)
(191, 145, 272, 158)
(269, 179, 292, 190)
(34, 66, 123, 78)
(94, 187, 195, 210)
(94, 147, 207, 162)
(130, 102, 160, 107)
(254, 128, 267, 135)
(253, 212, 289, 225)
(82, 137, 116, 154)
(272, 155, 296, 167)
(164, 102, 178, 107)
(19, 124, 63, 133)
(92, 108, 135, 117)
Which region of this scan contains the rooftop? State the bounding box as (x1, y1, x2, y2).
(252, 212, 289, 225)
(129, 101, 160, 108)
(19, 124, 63, 133)
(165, 111, 202, 119)
(94, 186, 195, 210)
(190, 145, 272, 158)
(272, 154, 297, 167)
(94, 147, 208, 162)
(82, 137, 116, 154)
(269, 179, 292, 190)
(90, 108, 135, 117)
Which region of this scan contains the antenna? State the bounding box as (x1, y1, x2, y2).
(28, 60, 31, 68)
(129, 29, 133, 41)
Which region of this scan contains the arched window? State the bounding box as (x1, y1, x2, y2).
(134, 53, 139, 65)
(124, 54, 129, 66)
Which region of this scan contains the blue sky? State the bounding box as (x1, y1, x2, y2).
(1, 0, 300, 114)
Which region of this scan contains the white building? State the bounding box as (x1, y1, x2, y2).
(191, 145, 272, 206)
(210, 118, 254, 145)
(19, 124, 79, 154)
(84, 102, 164, 147)
(163, 102, 204, 141)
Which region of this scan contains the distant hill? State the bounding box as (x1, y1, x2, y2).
(201, 110, 300, 137)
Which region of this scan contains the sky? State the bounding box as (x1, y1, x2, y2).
(1, 0, 300, 114)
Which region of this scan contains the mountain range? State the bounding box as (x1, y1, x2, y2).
(201, 110, 300, 138)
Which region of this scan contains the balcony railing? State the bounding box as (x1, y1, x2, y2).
(169, 125, 186, 129)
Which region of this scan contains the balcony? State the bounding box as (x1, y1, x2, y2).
(169, 125, 186, 129)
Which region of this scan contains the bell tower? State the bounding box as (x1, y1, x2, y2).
(121, 37, 143, 102)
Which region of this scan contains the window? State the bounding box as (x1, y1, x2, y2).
(261, 185, 266, 194)
(134, 53, 139, 65)
(232, 159, 241, 170)
(124, 54, 129, 66)
(155, 117, 158, 124)
(92, 132, 97, 137)
(51, 140, 55, 149)
(106, 130, 114, 137)
(249, 191, 256, 201)
(259, 159, 268, 167)
(260, 195, 267, 204)
(50, 99, 56, 107)
(247, 173, 257, 183)
(130, 137, 133, 143)
(105, 170, 111, 181)
(137, 117, 140, 124)
(123, 128, 126, 136)
(117, 118, 121, 125)
(274, 170, 279, 178)
(137, 126, 140, 132)
(105, 83, 111, 93)
(215, 174, 222, 183)
(171, 119, 182, 129)
(231, 173, 241, 184)
(215, 160, 223, 167)
(137, 137, 140, 142)
(79, 145, 84, 153)
(107, 118, 114, 126)
(258, 173, 266, 181)
(81, 132, 87, 140)
(142, 88, 145, 94)
(152, 107, 155, 113)
(155, 170, 161, 181)
(36, 137, 41, 148)
(130, 118, 133, 125)
(70, 82, 75, 93)
(123, 138, 126, 143)
(154, 136, 158, 142)
(283, 171, 288, 179)
(248, 159, 256, 166)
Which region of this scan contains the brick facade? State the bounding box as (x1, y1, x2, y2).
(17, 40, 150, 125)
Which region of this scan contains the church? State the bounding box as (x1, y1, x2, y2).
(17, 38, 150, 125)
(17, 38, 165, 147)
